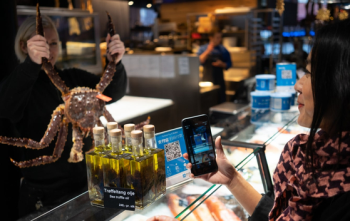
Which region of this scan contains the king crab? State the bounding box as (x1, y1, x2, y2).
(0, 4, 149, 168)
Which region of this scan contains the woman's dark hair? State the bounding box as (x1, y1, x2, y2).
(305, 19, 350, 173)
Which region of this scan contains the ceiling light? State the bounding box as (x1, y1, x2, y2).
(128, 1, 134, 6)
(146, 3, 152, 8)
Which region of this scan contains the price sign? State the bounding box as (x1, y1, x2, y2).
(104, 187, 135, 211)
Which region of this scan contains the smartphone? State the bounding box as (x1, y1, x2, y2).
(182, 114, 218, 177)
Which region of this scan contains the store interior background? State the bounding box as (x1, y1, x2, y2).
(1, 0, 349, 220)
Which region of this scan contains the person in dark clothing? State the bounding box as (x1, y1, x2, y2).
(0, 15, 126, 218)
(197, 29, 232, 103)
(147, 19, 350, 221)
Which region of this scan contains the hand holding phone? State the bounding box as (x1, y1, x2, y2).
(183, 136, 236, 186)
(182, 114, 218, 177)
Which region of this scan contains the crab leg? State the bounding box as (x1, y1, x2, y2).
(10, 116, 68, 168)
(0, 105, 64, 149)
(36, 3, 69, 95)
(135, 116, 151, 130)
(96, 12, 116, 93)
(102, 107, 116, 122)
(68, 124, 84, 163)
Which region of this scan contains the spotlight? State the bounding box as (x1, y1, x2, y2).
(128, 1, 134, 6)
(146, 3, 152, 8)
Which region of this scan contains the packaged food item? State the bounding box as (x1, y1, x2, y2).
(124, 130, 155, 209)
(144, 125, 166, 198)
(86, 126, 107, 207)
(168, 194, 197, 221)
(270, 92, 292, 111)
(187, 196, 215, 221)
(251, 91, 271, 109)
(205, 196, 241, 221)
(103, 129, 130, 189)
(124, 124, 135, 153)
(106, 122, 118, 152)
(255, 74, 276, 92)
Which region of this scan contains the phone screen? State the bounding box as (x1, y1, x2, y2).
(182, 115, 218, 176)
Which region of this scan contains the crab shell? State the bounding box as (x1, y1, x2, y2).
(64, 87, 105, 132)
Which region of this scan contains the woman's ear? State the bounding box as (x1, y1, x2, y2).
(20, 40, 28, 54)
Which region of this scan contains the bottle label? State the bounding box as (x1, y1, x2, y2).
(104, 187, 135, 211)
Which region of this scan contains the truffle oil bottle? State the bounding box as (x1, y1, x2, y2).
(103, 129, 130, 188)
(86, 127, 106, 207)
(106, 122, 118, 152)
(124, 124, 135, 153)
(124, 130, 155, 209)
(144, 125, 166, 198)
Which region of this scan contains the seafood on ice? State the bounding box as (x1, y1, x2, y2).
(168, 194, 241, 221)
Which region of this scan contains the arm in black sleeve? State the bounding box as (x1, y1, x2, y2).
(103, 60, 127, 103)
(248, 191, 274, 221)
(61, 60, 127, 103)
(0, 56, 41, 123)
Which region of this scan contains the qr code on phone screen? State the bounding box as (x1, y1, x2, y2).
(282, 70, 292, 79)
(164, 141, 182, 161)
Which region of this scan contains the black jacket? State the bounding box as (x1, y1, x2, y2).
(250, 191, 350, 221)
(0, 56, 127, 192)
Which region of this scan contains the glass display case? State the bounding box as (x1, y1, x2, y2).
(26, 112, 309, 221)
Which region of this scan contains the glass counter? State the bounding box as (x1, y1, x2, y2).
(28, 112, 309, 221)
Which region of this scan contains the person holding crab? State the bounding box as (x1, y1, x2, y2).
(0, 15, 126, 218)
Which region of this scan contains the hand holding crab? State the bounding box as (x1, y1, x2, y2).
(106, 33, 125, 64)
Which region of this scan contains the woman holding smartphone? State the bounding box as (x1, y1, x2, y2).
(148, 19, 350, 221)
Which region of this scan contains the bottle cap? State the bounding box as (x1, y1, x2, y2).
(131, 130, 143, 138)
(143, 125, 155, 132)
(93, 127, 104, 134)
(110, 129, 122, 137)
(124, 124, 135, 132)
(107, 122, 118, 130)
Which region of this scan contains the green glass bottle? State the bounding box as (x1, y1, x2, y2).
(86, 127, 106, 207)
(103, 129, 130, 189)
(144, 125, 166, 198)
(124, 130, 155, 209)
(124, 123, 135, 153)
(106, 122, 118, 152)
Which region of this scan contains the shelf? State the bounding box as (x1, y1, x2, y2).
(222, 30, 245, 34)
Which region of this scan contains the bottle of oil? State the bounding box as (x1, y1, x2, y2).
(124, 124, 135, 153)
(123, 130, 155, 209)
(86, 126, 106, 207)
(103, 129, 129, 188)
(144, 125, 166, 198)
(106, 122, 118, 152)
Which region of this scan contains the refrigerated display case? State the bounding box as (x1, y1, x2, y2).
(25, 113, 309, 221)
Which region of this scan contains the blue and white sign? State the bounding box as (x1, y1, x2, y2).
(156, 128, 191, 187)
(276, 63, 296, 91)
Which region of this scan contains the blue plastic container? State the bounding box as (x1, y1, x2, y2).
(251, 108, 270, 123)
(255, 74, 276, 91)
(290, 91, 296, 106)
(270, 92, 292, 111)
(251, 91, 271, 109)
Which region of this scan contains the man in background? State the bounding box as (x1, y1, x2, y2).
(197, 29, 232, 103)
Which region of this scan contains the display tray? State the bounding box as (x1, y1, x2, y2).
(26, 112, 308, 221)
